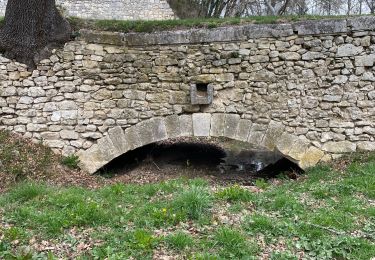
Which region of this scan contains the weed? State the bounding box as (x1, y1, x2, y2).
(270, 251, 298, 260)
(61, 155, 80, 169)
(213, 227, 259, 258)
(216, 184, 254, 202)
(165, 231, 194, 250)
(254, 178, 269, 189)
(243, 214, 277, 235)
(130, 229, 156, 250)
(173, 185, 212, 220)
(295, 236, 367, 260)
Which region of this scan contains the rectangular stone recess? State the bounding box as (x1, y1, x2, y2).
(190, 84, 213, 105)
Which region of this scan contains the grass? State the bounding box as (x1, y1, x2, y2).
(0, 14, 363, 34)
(67, 14, 375, 33)
(0, 152, 374, 259)
(60, 154, 80, 169)
(67, 14, 369, 33)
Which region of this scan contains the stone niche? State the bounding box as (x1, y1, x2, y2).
(190, 83, 214, 105)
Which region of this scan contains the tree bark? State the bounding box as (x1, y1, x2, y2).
(0, 0, 71, 68)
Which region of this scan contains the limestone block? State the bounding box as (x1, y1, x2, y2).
(234, 119, 252, 142)
(322, 141, 356, 153)
(193, 113, 211, 137)
(249, 55, 269, 63)
(284, 138, 311, 163)
(61, 110, 78, 120)
(77, 145, 107, 174)
(60, 130, 79, 140)
(262, 121, 286, 151)
(165, 115, 181, 138)
(275, 132, 300, 156)
(179, 115, 193, 137)
(108, 126, 129, 154)
(362, 72, 375, 82)
(337, 44, 363, 57)
(293, 19, 347, 35)
(329, 120, 354, 128)
(279, 52, 301, 61)
(302, 52, 325, 61)
(151, 117, 168, 142)
(224, 114, 240, 139)
(298, 146, 325, 169)
(97, 135, 121, 161)
(124, 126, 142, 151)
(19, 96, 33, 105)
(1, 87, 16, 97)
(44, 140, 65, 149)
(210, 113, 225, 137)
(348, 16, 375, 31)
(357, 141, 375, 151)
(355, 55, 375, 67)
(58, 100, 78, 110)
(247, 123, 268, 148)
(136, 120, 154, 146)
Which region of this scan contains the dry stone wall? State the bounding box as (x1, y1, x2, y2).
(0, 17, 375, 172)
(0, 0, 175, 20)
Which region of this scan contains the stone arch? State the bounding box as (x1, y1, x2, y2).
(77, 113, 327, 174)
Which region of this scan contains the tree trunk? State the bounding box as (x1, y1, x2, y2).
(0, 0, 71, 68)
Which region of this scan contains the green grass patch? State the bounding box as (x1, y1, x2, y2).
(60, 154, 80, 169)
(213, 227, 259, 258)
(165, 231, 194, 251)
(65, 14, 375, 33)
(0, 152, 374, 258)
(216, 184, 254, 202)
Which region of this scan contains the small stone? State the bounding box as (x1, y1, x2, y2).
(60, 130, 79, 140)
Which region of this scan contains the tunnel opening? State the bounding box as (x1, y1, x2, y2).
(98, 137, 303, 185)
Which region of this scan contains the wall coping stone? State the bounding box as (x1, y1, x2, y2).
(78, 16, 375, 47)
